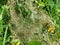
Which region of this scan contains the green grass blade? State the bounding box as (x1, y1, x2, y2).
(3, 26, 8, 45)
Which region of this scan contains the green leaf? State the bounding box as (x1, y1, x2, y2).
(0, 15, 2, 20)
(28, 40, 42, 45)
(35, 1, 45, 7)
(38, 2, 45, 7)
(0, 20, 3, 33)
(48, 0, 54, 9)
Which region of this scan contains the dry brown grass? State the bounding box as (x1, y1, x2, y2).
(7, 0, 55, 45)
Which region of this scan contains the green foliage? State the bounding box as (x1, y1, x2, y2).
(0, 6, 4, 33)
(0, 37, 3, 45)
(0, 5, 11, 45)
(0, 0, 7, 5)
(28, 40, 42, 45)
(35, 0, 60, 43)
(0, 6, 4, 45)
(0, 0, 60, 45)
(3, 8, 11, 24)
(3, 26, 8, 45)
(15, 2, 32, 18)
(35, 0, 45, 7)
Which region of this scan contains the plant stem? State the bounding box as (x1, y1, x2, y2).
(3, 26, 8, 45)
